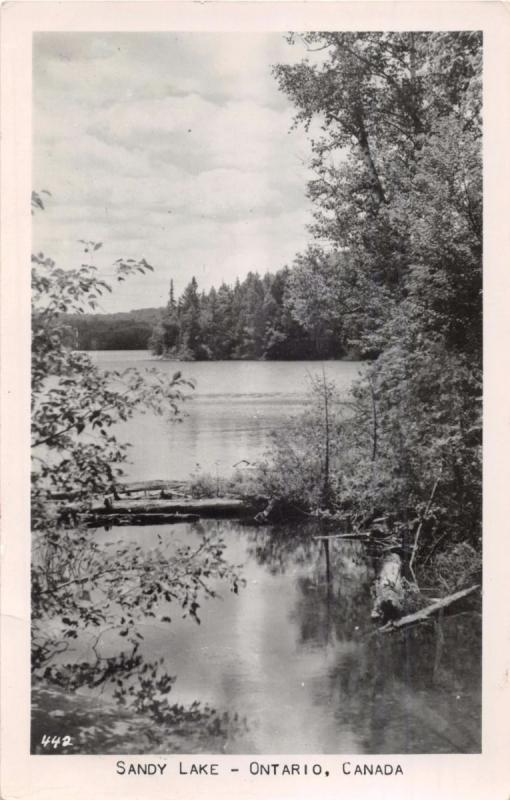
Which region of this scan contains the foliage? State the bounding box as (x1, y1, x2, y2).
(32, 525, 243, 671)
(187, 464, 261, 501)
(31, 197, 245, 743)
(261, 31, 482, 583)
(31, 235, 194, 527)
(285, 248, 352, 357)
(255, 373, 350, 513)
(148, 268, 352, 361)
(430, 542, 482, 594)
(189, 466, 225, 498)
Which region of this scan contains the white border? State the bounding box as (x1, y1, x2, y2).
(2, 3, 509, 798)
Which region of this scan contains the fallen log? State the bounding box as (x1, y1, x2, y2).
(78, 496, 258, 525)
(376, 584, 480, 633)
(88, 512, 200, 527)
(120, 479, 188, 493)
(313, 533, 371, 541)
(92, 497, 251, 515)
(51, 479, 190, 501)
(371, 552, 405, 623)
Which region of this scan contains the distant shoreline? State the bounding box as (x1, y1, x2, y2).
(77, 347, 366, 363)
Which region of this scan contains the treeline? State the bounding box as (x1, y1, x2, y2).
(66, 308, 161, 351)
(66, 264, 360, 359)
(149, 266, 356, 361)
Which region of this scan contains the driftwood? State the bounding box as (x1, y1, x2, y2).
(82, 496, 256, 527)
(120, 479, 188, 494)
(91, 497, 250, 515)
(313, 533, 371, 541)
(376, 584, 480, 633)
(371, 552, 405, 623)
(51, 479, 189, 501)
(88, 512, 200, 527)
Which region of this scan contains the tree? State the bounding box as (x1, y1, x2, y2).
(255, 372, 346, 514)
(270, 31, 482, 580)
(179, 276, 206, 359)
(149, 278, 182, 356)
(31, 198, 244, 749)
(31, 245, 192, 521)
(285, 247, 350, 357)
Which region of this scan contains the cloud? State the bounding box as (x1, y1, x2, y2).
(33, 32, 314, 312)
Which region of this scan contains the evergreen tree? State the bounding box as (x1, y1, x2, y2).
(179, 276, 205, 359)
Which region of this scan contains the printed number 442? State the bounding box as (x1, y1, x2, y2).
(41, 735, 72, 749)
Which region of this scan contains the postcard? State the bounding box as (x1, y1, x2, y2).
(1, 2, 509, 798)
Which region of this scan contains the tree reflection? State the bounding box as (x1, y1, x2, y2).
(244, 520, 320, 574)
(318, 616, 481, 753)
(31, 521, 248, 754)
(247, 524, 375, 646)
(246, 522, 480, 753)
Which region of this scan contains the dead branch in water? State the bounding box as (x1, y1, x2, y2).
(375, 584, 480, 634)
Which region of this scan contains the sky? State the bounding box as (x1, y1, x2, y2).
(32, 32, 315, 313)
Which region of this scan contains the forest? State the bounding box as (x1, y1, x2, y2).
(67, 257, 359, 360)
(149, 256, 362, 360)
(65, 307, 160, 351)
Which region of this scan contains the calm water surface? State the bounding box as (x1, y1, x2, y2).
(83, 520, 480, 754)
(88, 351, 364, 481)
(47, 352, 480, 753)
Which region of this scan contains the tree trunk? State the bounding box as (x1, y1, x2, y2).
(89, 512, 200, 527)
(353, 103, 388, 207)
(85, 496, 254, 519)
(371, 552, 405, 622)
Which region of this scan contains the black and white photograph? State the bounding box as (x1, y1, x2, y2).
(27, 26, 485, 758)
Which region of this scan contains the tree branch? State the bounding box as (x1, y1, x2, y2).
(409, 468, 443, 584)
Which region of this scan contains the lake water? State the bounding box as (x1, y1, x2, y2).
(87, 351, 364, 481)
(33, 352, 481, 754)
(91, 520, 480, 754)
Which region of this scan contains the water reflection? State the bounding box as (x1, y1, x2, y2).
(138, 520, 481, 754)
(34, 518, 480, 754)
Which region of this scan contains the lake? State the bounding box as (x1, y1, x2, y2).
(32, 352, 481, 754)
(87, 351, 365, 481)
